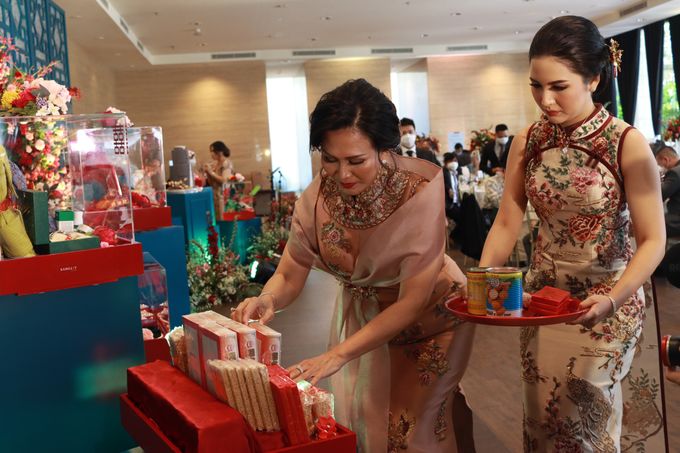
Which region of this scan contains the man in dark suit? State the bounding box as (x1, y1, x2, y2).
(657, 145, 680, 236)
(399, 117, 440, 166)
(480, 123, 513, 175)
(453, 142, 471, 167)
(443, 152, 462, 234)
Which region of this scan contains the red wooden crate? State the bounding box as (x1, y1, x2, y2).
(133, 207, 173, 232)
(0, 242, 143, 296)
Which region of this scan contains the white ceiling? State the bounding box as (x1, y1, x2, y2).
(55, 0, 680, 70)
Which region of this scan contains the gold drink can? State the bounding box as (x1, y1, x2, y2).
(466, 267, 488, 315)
(486, 267, 523, 316)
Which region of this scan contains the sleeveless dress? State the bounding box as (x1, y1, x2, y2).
(522, 105, 667, 452)
(286, 154, 475, 452)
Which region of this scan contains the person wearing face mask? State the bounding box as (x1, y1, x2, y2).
(656, 145, 680, 237)
(398, 117, 440, 166)
(442, 152, 462, 228)
(479, 123, 513, 175)
(232, 79, 475, 453)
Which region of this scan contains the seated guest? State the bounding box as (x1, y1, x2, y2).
(454, 142, 471, 167)
(480, 123, 513, 175)
(656, 145, 680, 236)
(463, 149, 483, 181)
(443, 152, 462, 235)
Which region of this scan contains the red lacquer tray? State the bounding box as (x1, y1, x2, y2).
(445, 297, 588, 326)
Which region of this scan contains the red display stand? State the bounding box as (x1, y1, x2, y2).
(222, 209, 256, 221)
(0, 243, 143, 296)
(134, 206, 173, 232)
(122, 361, 356, 453)
(144, 338, 172, 363)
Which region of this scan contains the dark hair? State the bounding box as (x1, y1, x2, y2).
(454, 142, 463, 150)
(657, 145, 678, 159)
(210, 140, 231, 158)
(529, 15, 611, 95)
(443, 152, 456, 163)
(495, 124, 508, 133)
(309, 79, 400, 152)
(399, 117, 416, 129)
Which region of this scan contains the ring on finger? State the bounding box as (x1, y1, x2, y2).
(295, 365, 304, 375)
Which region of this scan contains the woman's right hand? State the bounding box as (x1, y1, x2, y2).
(231, 294, 275, 325)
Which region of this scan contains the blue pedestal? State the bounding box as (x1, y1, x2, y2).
(136, 225, 191, 328)
(217, 217, 262, 264)
(167, 187, 215, 247)
(1, 276, 145, 452)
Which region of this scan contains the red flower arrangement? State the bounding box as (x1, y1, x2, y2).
(664, 117, 680, 142)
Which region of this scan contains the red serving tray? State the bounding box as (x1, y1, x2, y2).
(121, 393, 356, 453)
(445, 296, 587, 326)
(0, 242, 143, 296)
(133, 206, 173, 232)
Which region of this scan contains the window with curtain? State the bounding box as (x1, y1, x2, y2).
(662, 21, 679, 130)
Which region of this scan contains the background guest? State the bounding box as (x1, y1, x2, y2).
(454, 142, 471, 167)
(204, 140, 234, 220)
(398, 117, 440, 166)
(656, 145, 680, 237)
(480, 123, 513, 175)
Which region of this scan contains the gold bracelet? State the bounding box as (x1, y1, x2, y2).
(606, 295, 617, 317)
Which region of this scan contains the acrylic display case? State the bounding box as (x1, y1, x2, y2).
(0, 113, 132, 261)
(128, 126, 167, 208)
(139, 252, 170, 338)
(68, 113, 134, 245)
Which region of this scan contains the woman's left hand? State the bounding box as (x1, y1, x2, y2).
(287, 349, 347, 386)
(569, 294, 615, 328)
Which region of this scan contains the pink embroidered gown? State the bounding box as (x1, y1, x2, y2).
(286, 154, 475, 452)
(522, 105, 667, 452)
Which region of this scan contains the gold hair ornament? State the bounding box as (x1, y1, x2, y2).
(609, 39, 623, 78)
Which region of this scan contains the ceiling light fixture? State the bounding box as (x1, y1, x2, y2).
(560, 10, 569, 14)
(114, 52, 121, 56)
(450, 12, 462, 16)
(310, 37, 318, 42)
(193, 27, 202, 36)
(320, 16, 331, 21)
(98, 35, 105, 40)
(473, 26, 482, 31)
(514, 30, 521, 35)
(274, 3, 286, 8)
(421, 33, 429, 38)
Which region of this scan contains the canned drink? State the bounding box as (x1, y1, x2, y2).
(486, 267, 523, 316)
(466, 267, 488, 315)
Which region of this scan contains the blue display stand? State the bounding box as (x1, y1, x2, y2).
(136, 225, 191, 328)
(167, 188, 215, 247)
(1, 276, 145, 452)
(217, 217, 263, 264)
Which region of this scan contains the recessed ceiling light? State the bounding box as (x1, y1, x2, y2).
(129, 64, 135, 68)
(192, 21, 201, 26)
(560, 10, 569, 14)
(200, 42, 207, 47)
(404, 1, 411, 5)
(320, 16, 331, 21)
(473, 26, 482, 31)
(114, 52, 121, 56)
(421, 33, 429, 38)
(153, 12, 160, 16)
(274, 3, 286, 8)
(310, 37, 318, 42)
(514, 30, 521, 35)
(367, 35, 372, 40)
(193, 27, 202, 36)
(98, 35, 105, 40)
(169, 45, 176, 50)
(450, 12, 462, 16)
(636, 17, 645, 22)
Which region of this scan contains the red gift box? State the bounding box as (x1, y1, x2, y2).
(222, 209, 256, 221)
(126, 360, 259, 453)
(0, 242, 143, 296)
(144, 337, 171, 363)
(133, 206, 173, 232)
